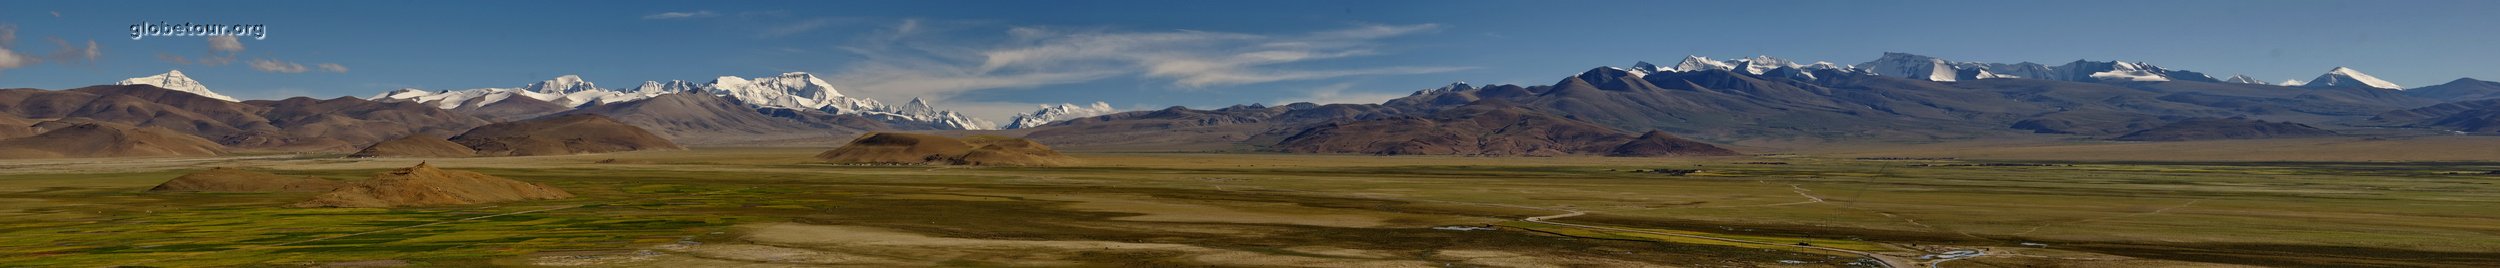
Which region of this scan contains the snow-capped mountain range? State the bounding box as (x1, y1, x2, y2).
(115, 70, 238, 101)
(374, 73, 1001, 130)
(1598, 52, 2405, 90)
(1003, 102, 1120, 129)
(1631, 56, 1852, 77)
(96, 52, 2419, 133)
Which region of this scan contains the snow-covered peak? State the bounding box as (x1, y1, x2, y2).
(1630, 61, 1664, 74)
(523, 75, 603, 94)
(701, 73, 843, 109)
(704, 73, 855, 110)
(2054, 60, 2172, 82)
(375, 87, 549, 110)
(2280, 79, 2307, 86)
(849, 97, 992, 130)
(1859, 52, 1959, 82)
(2224, 74, 2268, 85)
(1610, 66, 1650, 77)
(1732, 55, 1800, 75)
(1672, 55, 1734, 72)
(1799, 61, 1849, 71)
(631, 80, 702, 94)
(707, 76, 753, 89)
(753, 72, 844, 98)
(375, 88, 435, 100)
(2084, 61, 2170, 82)
(898, 97, 935, 115)
(115, 70, 238, 101)
(1003, 101, 1121, 129)
(2303, 67, 2401, 90)
(1414, 82, 1475, 96)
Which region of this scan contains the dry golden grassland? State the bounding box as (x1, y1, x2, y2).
(2, 146, 2496, 267)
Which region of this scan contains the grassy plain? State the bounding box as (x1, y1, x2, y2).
(2, 147, 2497, 267)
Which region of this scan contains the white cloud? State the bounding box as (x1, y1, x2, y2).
(0, 25, 29, 71)
(821, 21, 1126, 102)
(825, 21, 1463, 108)
(831, 61, 1122, 101)
(207, 36, 243, 53)
(1167, 66, 1472, 87)
(1273, 82, 1405, 105)
(1309, 23, 1443, 40)
(642, 10, 718, 20)
(248, 59, 307, 73)
(0, 47, 30, 71)
(975, 23, 1459, 88)
(317, 63, 348, 73)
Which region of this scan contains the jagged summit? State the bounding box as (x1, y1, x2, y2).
(523, 75, 603, 94)
(1672, 55, 1735, 72)
(705, 72, 850, 109)
(631, 80, 702, 94)
(115, 70, 238, 102)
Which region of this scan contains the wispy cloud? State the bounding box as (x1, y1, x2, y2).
(0, 25, 28, 72)
(207, 36, 243, 52)
(979, 23, 1462, 88)
(45, 37, 100, 63)
(826, 20, 1463, 105)
(642, 10, 717, 20)
(166, 33, 338, 75)
(248, 58, 307, 73)
(1273, 82, 1405, 105)
(759, 18, 834, 38)
(163, 35, 239, 66)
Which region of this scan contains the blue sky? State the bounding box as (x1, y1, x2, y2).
(2, 0, 2494, 122)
